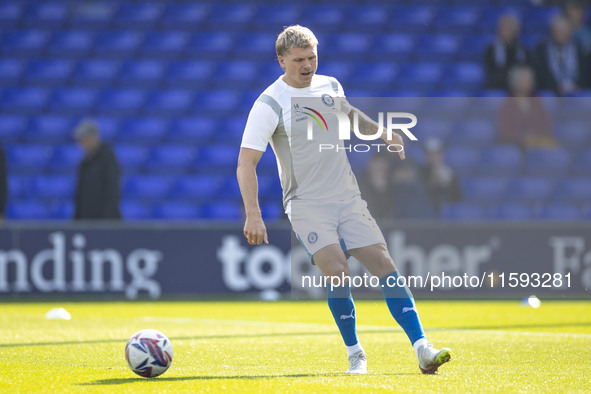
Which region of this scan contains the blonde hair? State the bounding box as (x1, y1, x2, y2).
(275, 25, 318, 57)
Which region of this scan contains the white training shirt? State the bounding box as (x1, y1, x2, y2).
(241, 74, 360, 208)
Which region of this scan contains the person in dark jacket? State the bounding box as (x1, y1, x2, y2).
(0, 144, 7, 221)
(74, 119, 121, 220)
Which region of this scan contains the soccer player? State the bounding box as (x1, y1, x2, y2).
(237, 25, 451, 375)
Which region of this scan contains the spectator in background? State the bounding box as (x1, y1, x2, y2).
(564, 0, 591, 55)
(390, 159, 434, 220)
(0, 144, 6, 221)
(485, 14, 531, 90)
(421, 139, 461, 215)
(74, 119, 122, 220)
(533, 15, 588, 95)
(498, 66, 557, 150)
(358, 153, 394, 219)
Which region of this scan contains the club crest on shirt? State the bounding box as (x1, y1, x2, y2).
(308, 232, 318, 244)
(321, 93, 334, 107)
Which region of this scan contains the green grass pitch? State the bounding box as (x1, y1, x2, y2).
(1, 299, 589, 393)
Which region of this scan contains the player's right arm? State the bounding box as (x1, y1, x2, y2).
(237, 147, 268, 245)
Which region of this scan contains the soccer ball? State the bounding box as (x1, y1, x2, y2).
(125, 329, 173, 378)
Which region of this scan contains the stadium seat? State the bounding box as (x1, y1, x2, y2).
(50, 88, 98, 115)
(478, 145, 522, 176)
(118, 60, 165, 88)
(216, 117, 247, 143)
(50, 144, 83, 174)
(207, 4, 254, 31)
(159, 3, 210, 29)
(0, 58, 25, 85)
(166, 60, 215, 88)
(120, 200, 153, 220)
(260, 202, 283, 220)
(186, 32, 234, 60)
(433, 7, 481, 34)
(525, 148, 571, 177)
(172, 175, 222, 199)
(316, 62, 353, 85)
(143, 89, 194, 117)
(253, 4, 301, 32)
(205, 201, 243, 221)
(458, 34, 495, 61)
(2, 87, 50, 114)
(372, 33, 415, 62)
(453, 119, 496, 148)
(26, 116, 75, 144)
(300, 6, 344, 32)
(146, 145, 198, 174)
(115, 3, 162, 29)
(196, 145, 240, 170)
(140, 31, 189, 59)
(26, 59, 74, 86)
(440, 203, 487, 221)
(343, 5, 389, 32)
(24, 1, 68, 28)
(410, 118, 453, 141)
(349, 63, 398, 90)
(72, 59, 120, 87)
(396, 63, 443, 91)
(389, 6, 436, 34)
(46, 30, 94, 57)
(553, 178, 591, 203)
(233, 33, 277, 60)
(97, 89, 146, 116)
(51, 201, 74, 219)
(0, 115, 26, 143)
(153, 201, 204, 220)
(69, 2, 116, 29)
(117, 118, 168, 145)
(6, 145, 53, 175)
(196, 90, 243, 117)
(415, 35, 461, 62)
(31, 175, 76, 198)
(1, 29, 49, 56)
(168, 117, 217, 144)
(555, 121, 590, 151)
(444, 147, 480, 176)
(124, 175, 174, 200)
(324, 33, 373, 60)
(0, 2, 23, 29)
(507, 177, 556, 203)
(444, 62, 484, 92)
(461, 177, 509, 203)
(540, 202, 581, 220)
(213, 61, 261, 89)
(93, 31, 143, 58)
(8, 175, 31, 198)
(572, 150, 591, 176)
(93, 116, 120, 142)
(493, 202, 534, 220)
(7, 200, 52, 220)
(113, 145, 150, 174)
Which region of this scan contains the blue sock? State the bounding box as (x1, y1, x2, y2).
(380, 271, 426, 345)
(327, 285, 358, 346)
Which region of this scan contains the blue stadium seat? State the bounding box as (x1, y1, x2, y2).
(300, 6, 344, 32)
(94, 116, 120, 142)
(172, 175, 222, 199)
(26, 59, 74, 86)
(555, 121, 590, 151)
(522, 6, 561, 36)
(444, 62, 484, 92)
(51, 201, 74, 219)
(97, 89, 146, 116)
(24, 1, 68, 28)
(1, 29, 49, 56)
(115, 3, 162, 29)
(389, 6, 435, 34)
(343, 5, 389, 32)
(372, 34, 415, 62)
(93, 31, 143, 58)
(196, 145, 239, 170)
(415, 34, 461, 63)
(72, 59, 120, 87)
(396, 63, 443, 91)
(120, 200, 153, 220)
(117, 118, 168, 145)
(46, 30, 94, 57)
(2, 87, 50, 114)
(0, 2, 23, 28)
(540, 202, 581, 220)
(168, 117, 217, 144)
(411, 118, 453, 141)
(153, 201, 204, 220)
(507, 177, 556, 203)
(253, 4, 301, 31)
(458, 34, 495, 61)
(444, 146, 480, 176)
(50, 88, 98, 115)
(26, 116, 75, 144)
(69, 2, 116, 29)
(573, 150, 591, 176)
(207, 4, 254, 31)
(166, 60, 214, 88)
(234, 33, 277, 60)
(187, 32, 234, 60)
(8, 175, 31, 198)
(215, 117, 246, 143)
(118, 60, 165, 88)
(454, 119, 496, 148)
(143, 89, 193, 116)
(317, 62, 353, 84)
(140, 31, 189, 59)
(440, 203, 487, 221)
(160, 3, 209, 29)
(349, 63, 398, 90)
(461, 177, 509, 203)
(196, 90, 242, 117)
(50, 144, 83, 174)
(31, 175, 76, 198)
(0, 58, 25, 85)
(478, 145, 522, 176)
(7, 200, 52, 220)
(213, 61, 260, 89)
(554, 178, 591, 203)
(261, 202, 283, 220)
(146, 145, 198, 174)
(493, 202, 534, 220)
(525, 148, 571, 177)
(6, 145, 53, 175)
(0, 115, 26, 143)
(478, 6, 522, 33)
(433, 7, 481, 34)
(124, 175, 174, 199)
(113, 145, 149, 174)
(205, 201, 242, 221)
(324, 33, 373, 59)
